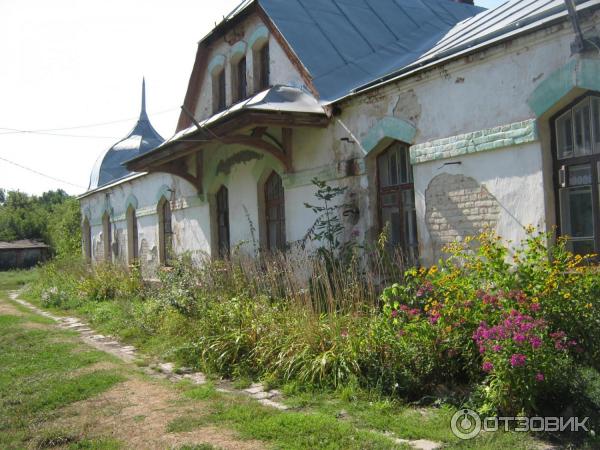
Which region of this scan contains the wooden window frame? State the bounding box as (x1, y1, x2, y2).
(234, 56, 247, 103)
(216, 186, 230, 258)
(550, 92, 600, 254)
(158, 197, 173, 265)
(256, 43, 270, 93)
(264, 171, 286, 252)
(102, 212, 111, 263)
(213, 68, 226, 113)
(376, 142, 418, 262)
(126, 206, 139, 265)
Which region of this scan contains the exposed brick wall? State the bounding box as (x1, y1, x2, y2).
(425, 173, 500, 260)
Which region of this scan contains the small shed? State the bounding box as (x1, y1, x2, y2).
(0, 240, 50, 271)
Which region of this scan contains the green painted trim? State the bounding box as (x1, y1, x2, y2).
(230, 40, 247, 60)
(528, 58, 600, 117)
(125, 194, 138, 211)
(248, 25, 268, 50)
(410, 119, 538, 165)
(361, 117, 417, 155)
(208, 54, 226, 75)
(155, 185, 172, 204)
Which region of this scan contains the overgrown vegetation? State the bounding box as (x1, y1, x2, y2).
(0, 188, 81, 257)
(22, 179, 600, 446)
(26, 229, 600, 445)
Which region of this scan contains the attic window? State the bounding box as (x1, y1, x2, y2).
(233, 56, 247, 102)
(213, 68, 226, 113)
(255, 42, 270, 92)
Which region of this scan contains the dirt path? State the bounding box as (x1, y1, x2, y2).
(2, 293, 265, 450)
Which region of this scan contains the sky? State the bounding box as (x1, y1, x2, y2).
(0, 0, 505, 196)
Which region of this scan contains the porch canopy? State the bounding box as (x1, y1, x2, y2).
(124, 85, 329, 194)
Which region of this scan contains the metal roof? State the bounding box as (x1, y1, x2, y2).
(0, 240, 49, 250)
(259, 0, 484, 102)
(88, 79, 164, 191)
(353, 0, 600, 94)
(132, 85, 326, 158)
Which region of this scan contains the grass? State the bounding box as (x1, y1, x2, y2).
(0, 271, 125, 449)
(5, 268, 585, 450)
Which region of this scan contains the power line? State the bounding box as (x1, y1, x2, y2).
(0, 106, 179, 135)
(0, 155, 86, 189)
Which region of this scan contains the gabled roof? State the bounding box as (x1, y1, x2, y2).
(88, 80, 164, 191)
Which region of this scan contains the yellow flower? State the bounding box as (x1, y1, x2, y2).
(428, 266, 438, 275)
(563, 293, 571, 299)
(445, 326, 452, 333)
(586, 303, 592, 309)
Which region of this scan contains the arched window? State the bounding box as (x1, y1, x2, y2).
(254, 42, 270, 93)
(553, 94, 600, 254)
(213, 68, 226, 113)
(264, 172, 286, 251)
(377, 141, 418, 262)
(233, 56, 247, 103)
(102, 212, 112, 262)
(158, 197, 173, 265)
(82, 217, 92, 262)
(216, 186, 230, 257)
(126, 206, 138, 264)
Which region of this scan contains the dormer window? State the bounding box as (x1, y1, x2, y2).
(255, 42, 270, 92)
(233, 56, 247, 102)
(213, 68, 226, 113)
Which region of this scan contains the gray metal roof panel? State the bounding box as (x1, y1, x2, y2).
(352, 0, 600, 95)
(258, 0, 484, 101)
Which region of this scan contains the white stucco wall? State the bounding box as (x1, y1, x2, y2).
(81, 10, 600, 272)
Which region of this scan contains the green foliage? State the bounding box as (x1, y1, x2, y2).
(381, 228, 600, 418)
(0, 188, 81, 257)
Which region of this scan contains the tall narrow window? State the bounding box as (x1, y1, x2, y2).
(213, 68, 226, 113)
(264, 172, 286, 251)
(102, 212, 112, 262)
(553, 94, 600, 254)
(256, 43, 270, 92)
(234, 56, 247, 102)
(216, 186, 230, 257)
(126, 206, 138, 264)
(158, 198, 173, 265)
(377, 142, 418, 262)
(82, 217, 92, 262)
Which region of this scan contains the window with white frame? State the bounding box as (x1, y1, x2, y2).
(554, 94, 600, 254)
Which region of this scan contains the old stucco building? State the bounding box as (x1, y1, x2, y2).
(80, 0, 600, 277)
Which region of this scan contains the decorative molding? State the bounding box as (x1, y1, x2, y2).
(248, 25, 268, 50)
(410, 119, 538, 165)
(230, 40, 247, 61)
(361, 117, 417, 155)
(528, 58, 600, 117)
(208, 54, 226, 75)
(124, 194, 138, 211)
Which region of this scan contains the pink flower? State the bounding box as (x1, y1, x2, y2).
(535, 372, 545, 382)
(482, 361, 494, 373)
(492, 344, 503, 352)
(341, 329, 349, 338)
(530, 303, 541, 312)
(513, 333, 526, 344)
(510, 353, 527, 367)
(530, 336, 542, 349)
(428, 313, 440, 325)
(391, 310, 399, 318)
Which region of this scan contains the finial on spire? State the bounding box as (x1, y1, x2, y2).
(140, 77, 148, 121)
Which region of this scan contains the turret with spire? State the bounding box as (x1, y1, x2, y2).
(88, 79, 165, 191)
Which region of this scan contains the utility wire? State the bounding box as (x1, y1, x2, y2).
(0, 106, 179, 135)
(0, 155, 86, 189)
